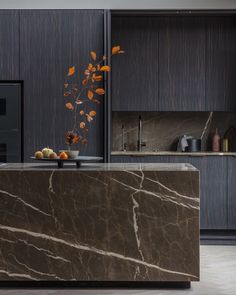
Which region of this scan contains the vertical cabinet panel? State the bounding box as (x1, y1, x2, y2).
(200, 157, 228, 229)
(0, 10, 19, 80)
(111, 15, 236, 111)
(169, 156, 227, 229)
(20, 10, 104, 160)
(111, 17, 159, 111)
(228, 157, 236, 229)
(158, 17, 206, 111)
(206, 17, 236, 111)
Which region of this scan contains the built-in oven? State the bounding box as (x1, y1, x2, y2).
(0, 83, 22, 162)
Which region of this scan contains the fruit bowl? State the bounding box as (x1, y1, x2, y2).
(31, 156, 103, 168)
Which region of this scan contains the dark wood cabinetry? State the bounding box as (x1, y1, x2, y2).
(111, 17, 159, 111)
(155, 156, 228, 230)
(227, 157, 236, 229)
(206, 17, 236, 111)
(200, 157, 228, 229)
(0, 10, 19, 80)
(158, 17, 205, 111)
(111, 155, 232, 230)
(20, 10, 104, 160)
(111, 14, 236, 111)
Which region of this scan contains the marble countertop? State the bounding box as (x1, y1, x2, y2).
(111, 151, 236, 156)
(0, 162, 198, 171)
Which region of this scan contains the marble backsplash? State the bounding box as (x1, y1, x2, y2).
(112, 112, 236, 152)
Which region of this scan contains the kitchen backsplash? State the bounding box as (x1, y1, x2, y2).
(112, 112, 236, 152)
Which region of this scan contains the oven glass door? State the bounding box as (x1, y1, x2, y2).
(0, 83, 21, 163)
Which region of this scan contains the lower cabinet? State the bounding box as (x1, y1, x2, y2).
(111, 155, 233, 230)
(228, 157, 236, 229)
(167, 156, 228, 230)
(200, 157, 228, 229)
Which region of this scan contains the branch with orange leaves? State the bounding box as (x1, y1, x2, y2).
(63, 45, 124, 147)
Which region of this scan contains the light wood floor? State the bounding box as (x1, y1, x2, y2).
(1, 246, 236, 295)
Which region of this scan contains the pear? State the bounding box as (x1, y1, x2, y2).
(49, 152, 57, 159)
(42, 147, 53, 158)
(35, 151, 43, 159)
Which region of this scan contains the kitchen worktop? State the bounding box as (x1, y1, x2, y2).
(0, 162, 197, 171)
(111, 151, 236, 156)
(0, 162, 199, 283)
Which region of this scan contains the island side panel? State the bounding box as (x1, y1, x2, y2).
(0, 169, 199, 281)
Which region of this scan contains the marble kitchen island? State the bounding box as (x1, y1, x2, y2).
(0, 163, 199, 286)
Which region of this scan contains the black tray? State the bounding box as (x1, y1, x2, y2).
(31, 156, 103, 168)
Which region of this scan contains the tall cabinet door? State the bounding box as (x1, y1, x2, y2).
(20, 10, 104, 160)
(0, 10, 19, 80)
(206, 17, 236, 111)
(227, 157, 236, 229)
(111, 16, 159, 111)
(158, 16, 205, 111)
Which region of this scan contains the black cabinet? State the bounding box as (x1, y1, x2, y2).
(0, 83, 22, 162)
(158, 17, 206, 111)
(111, 17, 159, 111)
(20, 10, 104, 160)
(206, 17, 236, 111)
(112, 16, 207, 111)
(111, 155, 231, 230)
(0, 10, 19, 80)
(170, 156, 228, 229)
(199, 157, 228, 229)
(158, 156, 228, 229)
(227, 157, 236, 229)
(111, 14, 236, 112)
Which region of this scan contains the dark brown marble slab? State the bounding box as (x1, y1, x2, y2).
(112, 111, 236, 152)
(0, 164, 199, 282)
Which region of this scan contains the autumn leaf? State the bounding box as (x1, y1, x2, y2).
(72, 135, 80, 144)
(84, 69, 90, 75)
(88, 63, 93, 71)
(67, 66, 75, 76)
(100, 65, 110, 72)
(82, 79, 88, 86)
(88, 89, 94, 100)
(90, 51, 96, 61)
(86, 114, 93, 122)
(80, 110, 85, 115)
(65, 102, 74, 110)
(89, 110, 96, 117)
(95, 88, 105, 95)
(112, 46, 120, 55)
(80, 122, 85, 129)
(64, 92, 71, 97)
(97, 64, 101, 71)
(75, 100, 83, 104)
(92, 74, 103, 82)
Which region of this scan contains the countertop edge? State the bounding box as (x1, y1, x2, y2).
(111, 151, 236, 156)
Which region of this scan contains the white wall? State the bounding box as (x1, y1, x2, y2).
(0, 0, 236, 9)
